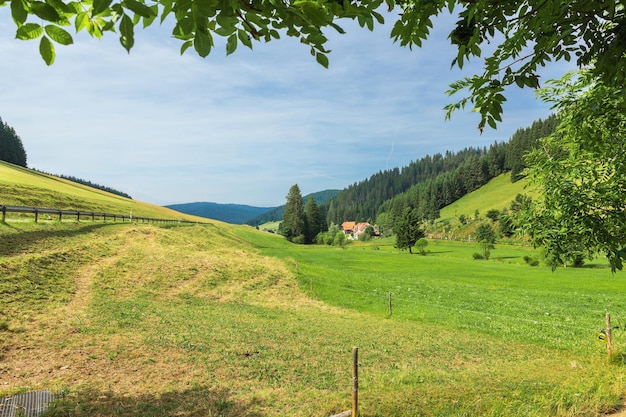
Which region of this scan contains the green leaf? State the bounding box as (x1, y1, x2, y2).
(45, 0, 71, 14)
(315, 52, 329, 68)
(119, 14, 134, 52)
(75, 11, 89, 31)
(237, 29, 252, 49)
(329, 22, 345, 34)
(45, 25, 73, 44)
(225, 33, 237, 55)
(92, 0, 113, 16)
(16, 23, 43, 40)
(142, 5, 159, 27)
(194, 30, 213, 57)
(11, 0, 28, 25)
(32, 1, 62, 21)
(122, 0, 156, 18)
(172, 17, 194, 40)
(180, 40, 193, 54)
(39, 35, 55, 65)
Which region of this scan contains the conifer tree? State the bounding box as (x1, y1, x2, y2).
(282, 184, 305, 242)
(304, 196, 323, 244)
(394, 207, 424, 254)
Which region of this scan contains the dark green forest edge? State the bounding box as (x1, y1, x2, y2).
(321, 115, 557, 232)
(256, 115, 556, 232)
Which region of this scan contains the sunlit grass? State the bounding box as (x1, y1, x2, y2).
(2, 220, 626, 416)
(0, 161, 205, 221)
(3, 162, 626, 416)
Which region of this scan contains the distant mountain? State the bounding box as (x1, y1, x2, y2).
(165, 202, 274, 224)
(246, 189, 340, 226)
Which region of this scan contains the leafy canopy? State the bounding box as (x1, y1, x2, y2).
(3, 0, 624, 129)
(520, 71, 626, 272)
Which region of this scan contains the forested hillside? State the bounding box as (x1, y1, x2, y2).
(326, 115, 558, 226)
(167, 201, 274, 224)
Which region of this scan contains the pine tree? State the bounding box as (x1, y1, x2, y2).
(0, 118, 27, 167)
(282, 184, 305, 242)
(394, 207, 424, 254)
(304, 196, 323, 243)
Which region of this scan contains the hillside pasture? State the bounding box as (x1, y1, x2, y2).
(2, 220, 626, 416)
(0, 161, 203, 221)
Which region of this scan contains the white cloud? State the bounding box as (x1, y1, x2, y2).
(0, 8, 572, 207)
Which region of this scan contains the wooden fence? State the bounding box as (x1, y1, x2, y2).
(0, 204, 204, 225)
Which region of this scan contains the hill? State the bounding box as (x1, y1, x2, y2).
(164, 201, 274, 224)
(439, 173, 538, 223)
(1, 161, 623, 417)
(0, 160, 205, 222)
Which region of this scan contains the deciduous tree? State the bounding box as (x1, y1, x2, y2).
(520, 71, 626, 271)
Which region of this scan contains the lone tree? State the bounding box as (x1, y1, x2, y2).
(281, 184, 305, 243)
(475, 222, 496, 259)
(3, 0, 624, 130)
(394, 207, 424, 254)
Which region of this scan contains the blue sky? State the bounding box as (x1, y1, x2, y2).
(0, 9, 571, 207)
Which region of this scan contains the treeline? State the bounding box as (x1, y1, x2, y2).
(0, 118, 27, 167)
(34, 169, 133, 199)
(325, 115, 558, 227)
(58, 175, 133, 199)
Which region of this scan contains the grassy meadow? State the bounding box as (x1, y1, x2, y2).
(2, 164, 626, 416)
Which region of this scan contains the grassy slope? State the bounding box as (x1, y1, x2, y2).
(0, 161, 204, 221)
(2, 163, 626, 417)
(439, 173, 537, 222)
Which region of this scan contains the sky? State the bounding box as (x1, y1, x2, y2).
(0, 8, 573, 207)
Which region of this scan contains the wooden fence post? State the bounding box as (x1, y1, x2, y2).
(606, 313, 613, 359)
(388, 292, 393, 317)
(2, 205, 6, 223)
(352, 347, 359, 417)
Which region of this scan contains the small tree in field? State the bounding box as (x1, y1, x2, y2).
(475, 223, 496, 259)
(394, 207, 424, 254)
(478, 240, 495, 260)
(415, 238, 428, 255)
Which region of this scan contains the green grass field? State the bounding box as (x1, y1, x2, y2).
(2, 163, 626, 416)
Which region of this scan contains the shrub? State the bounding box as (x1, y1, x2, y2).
(523, 256, 540, 267)
(473, 253, 485, 260)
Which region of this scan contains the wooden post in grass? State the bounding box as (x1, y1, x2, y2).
(606, 313, 613, 359)
(388, 292, 393, 317)
(352, 346, 359, 417)
(328, 347, 359, 417)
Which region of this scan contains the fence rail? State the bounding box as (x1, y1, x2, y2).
(1, 204, 204, 225)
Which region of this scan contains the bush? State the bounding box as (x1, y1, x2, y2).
(523, 255, 540, 267)
(292, 234, 306, 244)
(473, 253, 485, 260)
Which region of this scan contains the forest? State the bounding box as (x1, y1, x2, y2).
(324, 115, 558, 228)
